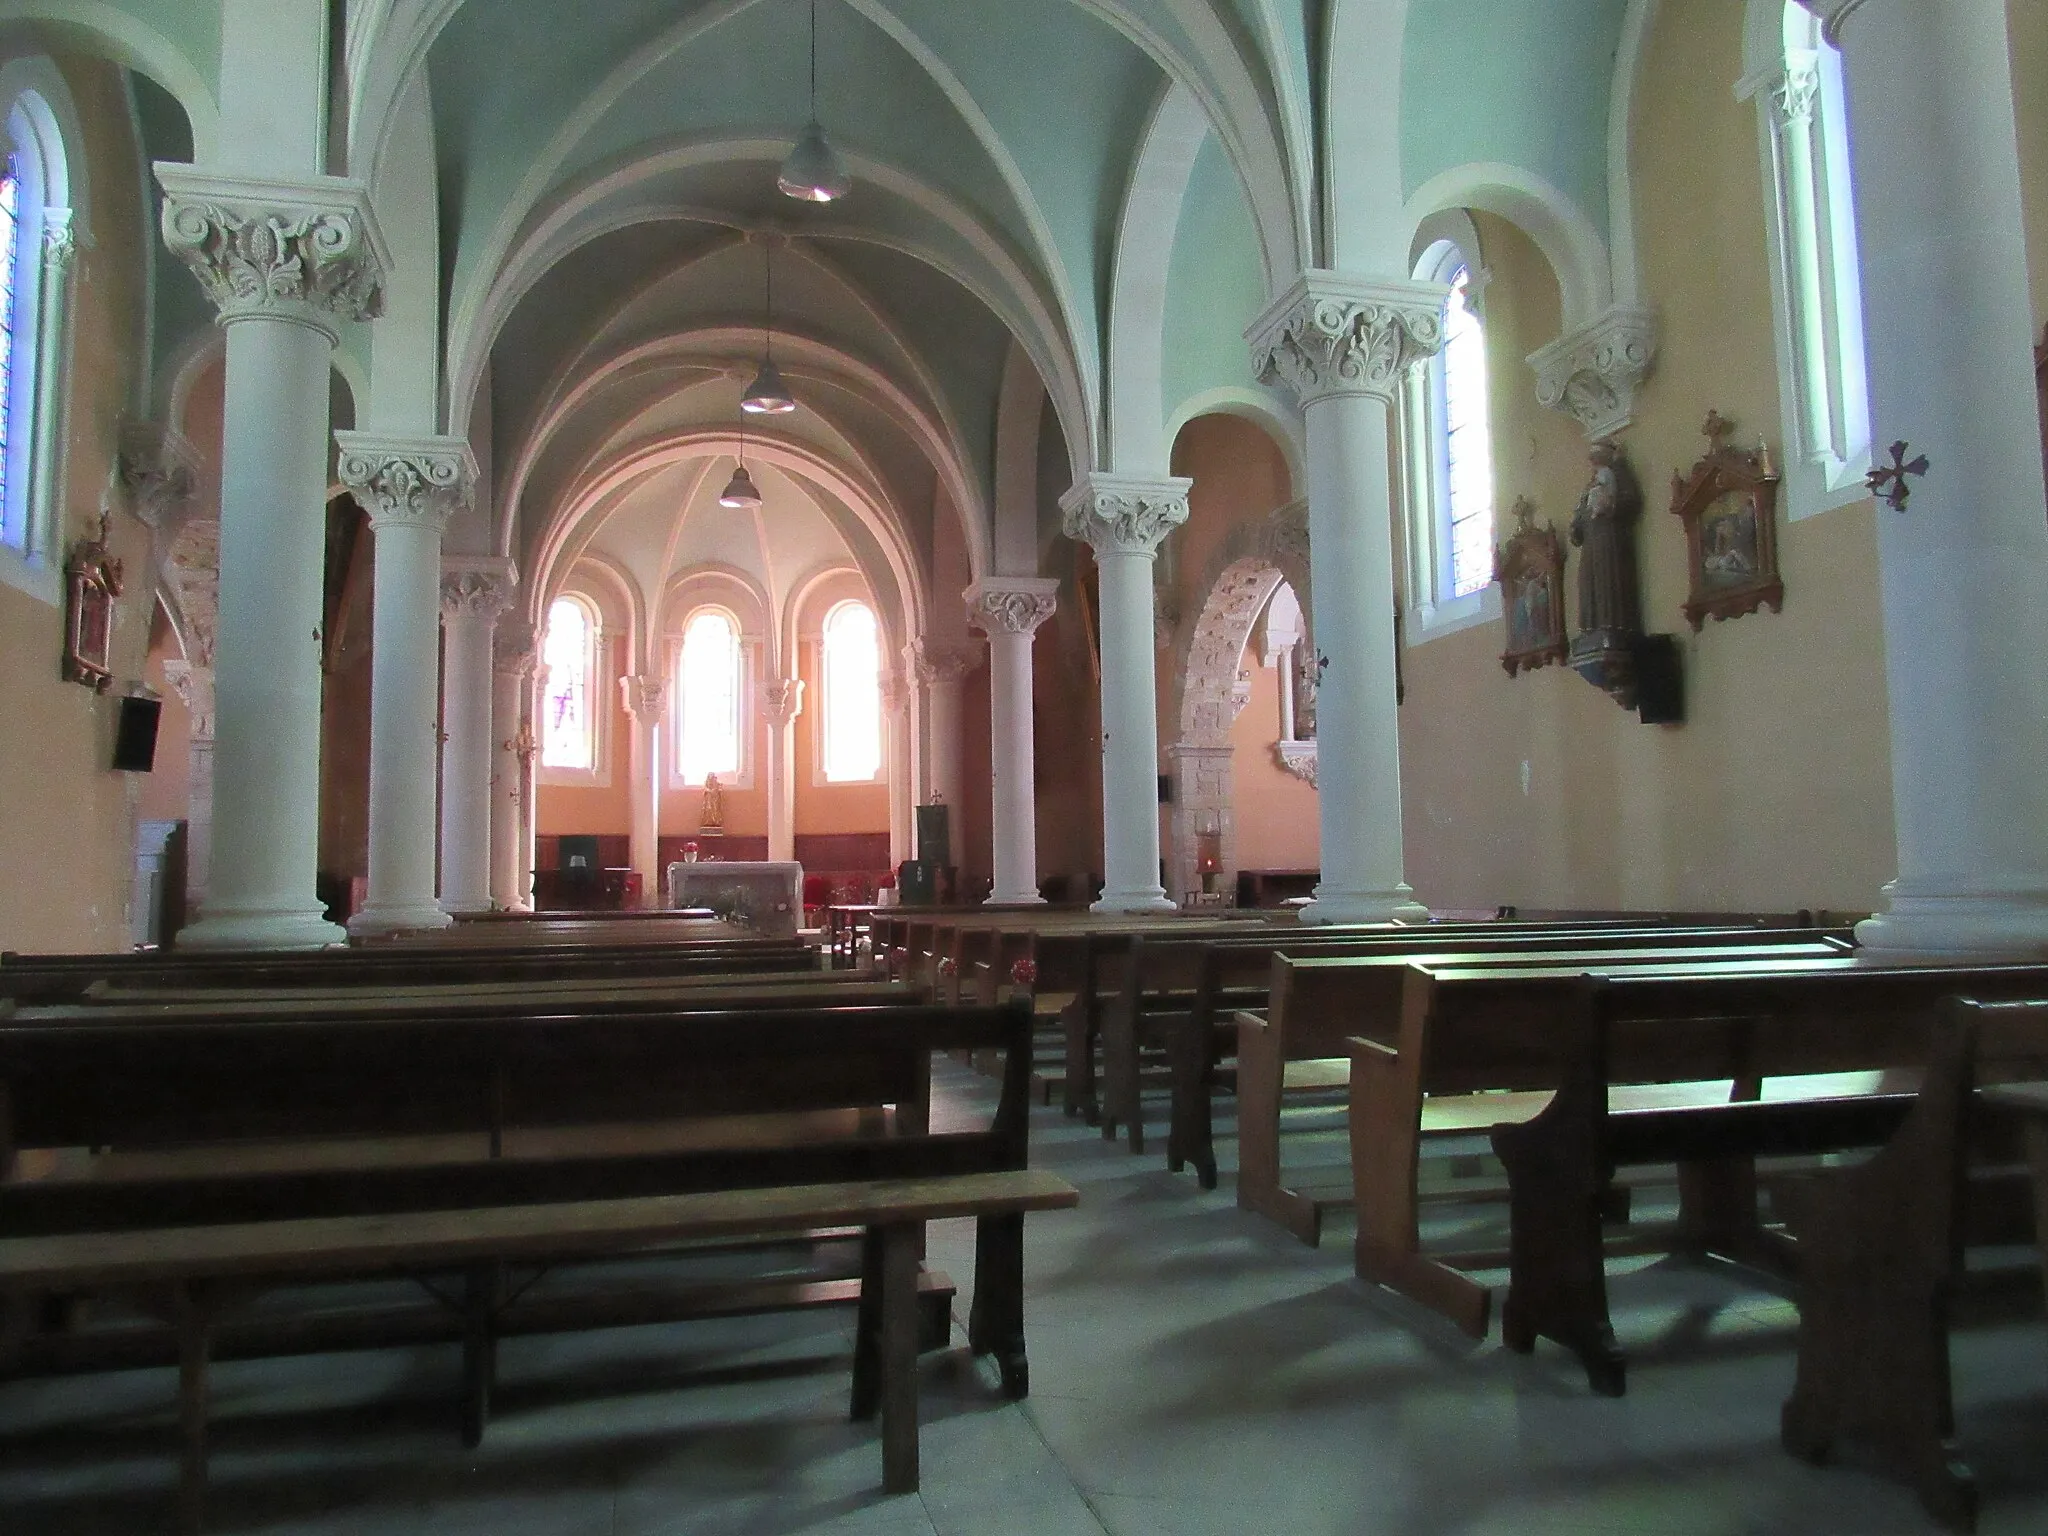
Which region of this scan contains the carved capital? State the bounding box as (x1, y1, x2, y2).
(1790, 0, 1868, 45)
(155, 166, 388, 334)
(621, 674, 668, 723)
(909, 640, 977, 688)
(339, 433, 477, 533)
(440, 557, 517, 622)
(965, 577, 1059, 636)
(1248, 271, 1448, 407)
(494, 620, 537, 679)
(763, 676, 805, 725)
(1528, 307, 1659, 443)
(1059, 475, 1191, 558)
(1769, 56, 1822, 128)
(41, 208, 76, 276)
(162, 659, 216, 740)
(118, 418, 199, 528)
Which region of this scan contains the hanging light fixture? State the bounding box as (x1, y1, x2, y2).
(778, 0, 851, 203)
(742, 238, 798, 415)
(718, 460, 763, 509)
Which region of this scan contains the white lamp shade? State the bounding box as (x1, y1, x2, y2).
(778, 121, 852, 203)
(741, 357, 797, 415)
(717, 463, 763, 509)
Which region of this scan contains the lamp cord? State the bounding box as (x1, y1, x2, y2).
(810, 0, 819, 117)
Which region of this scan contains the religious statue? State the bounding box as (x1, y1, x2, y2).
(699, 772, 724, 832)
(1567, 441, 1648, 706)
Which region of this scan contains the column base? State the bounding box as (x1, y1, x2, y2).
(177, 902, 347, 951)
(348, 901, 457, 938)
(1296, 885, 1430, 926)
(439, 898, 494, 918)
(1855, 882, 2048, 959)
(1091, 888, 1179, 915)
(986, 891, 1048, 907)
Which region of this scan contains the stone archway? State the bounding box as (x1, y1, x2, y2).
(1163, 502, 1313, 901)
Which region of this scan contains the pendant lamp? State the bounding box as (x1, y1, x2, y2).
(742, 239, 798, 415)
(778, 0, 851, 202)
(719, 459, 763, 509)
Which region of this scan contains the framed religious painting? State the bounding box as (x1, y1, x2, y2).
(1494, 496, 1568, 677)
(1670, 411, 1783, 630)
(62, 514, 124, 693)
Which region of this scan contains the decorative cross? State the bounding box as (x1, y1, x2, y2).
(1702, 409, 1736, 447)
(1867, 440, 1930, 512)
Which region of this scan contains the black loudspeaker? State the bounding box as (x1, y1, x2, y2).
(915, 802, 951, 868)
(112, 695, 162, 772)
(1634, 635, 1685, 726)
(1157, 773, 1173, 804)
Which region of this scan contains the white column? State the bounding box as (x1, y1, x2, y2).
(1058, 480, 1187, 913)
(337, 439, 477, 936)
(967, 580, 1058, 906)
(1250, 272, 1446, 924)
(435, 555, 514, 916)
(620, 676, 667, 908)
(28, 213, 76, 558)
(911, 642, 975, 812)
(156, 170, 389, 949)
(1814, 4, 2048, 955)
(763, 678, 804, 864)
(491, 622, 537, 911)
(880, 671, 914, 867)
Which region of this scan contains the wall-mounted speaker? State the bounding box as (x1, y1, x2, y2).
(112, 695, 163, 773)
(1157, 773, 1173, 804)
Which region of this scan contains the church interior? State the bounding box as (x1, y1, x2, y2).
(7, 0, 2048, 1531)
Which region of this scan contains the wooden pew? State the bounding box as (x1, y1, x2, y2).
(1097, 924, 1840, 1170)
(1233, 941, 1851, 1246)
(0, 997, 1077, 1531)
(1354, 956, 2048, 1341)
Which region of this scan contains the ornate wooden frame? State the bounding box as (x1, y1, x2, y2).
(62, 514, 124, 693)
(1670, 411, 1783, 630)
(1494, 497, 1568, 677)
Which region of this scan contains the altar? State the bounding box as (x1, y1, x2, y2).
(665, 860, 803, 939)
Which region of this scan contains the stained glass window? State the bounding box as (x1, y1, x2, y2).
(1440, 266, 1495, 600)
(540, 596, 596, 771)
(0, 163, 19, 525)
(821, 601, 882, 783)
(676, 609, 742, 786)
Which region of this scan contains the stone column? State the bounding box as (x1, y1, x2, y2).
(491, 622, 537, 911)
(763, 677, 804, 864)
(911, 642, 975, 814)
(967, 580, 1058, 906)
(620, 676, 667, 908)
(1249, 272, 1445, 923)
(335, 438, 476, 936)
(1809, 3, 2048, 954)
(435, 555, 513, 917)
(156, 169, 388, 949)
(880, 671, 913, 867)
(28, 212, 77, 557)
(1060, 478, 1187, 913)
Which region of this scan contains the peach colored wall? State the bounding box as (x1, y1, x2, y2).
(1227, 661, 1319, 870)
(0, 56, 152, 953)
(1394, 1, 1895, 915)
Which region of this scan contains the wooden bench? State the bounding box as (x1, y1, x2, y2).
(0, 997, 1077, 1531)
(1218, 936, 1849, 1244)
(1091, 924, 1839, 1174)
(1359, 957, 2048, 1341)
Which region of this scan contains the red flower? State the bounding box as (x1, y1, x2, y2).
(1009, 958, 1038, 987)
(937, 957, 957, 977)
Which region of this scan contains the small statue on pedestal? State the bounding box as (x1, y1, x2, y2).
(699, 773, 724, 832)
(1568, 440, 1648, 707)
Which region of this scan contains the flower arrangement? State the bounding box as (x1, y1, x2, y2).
(1009, 957, 1037, 988)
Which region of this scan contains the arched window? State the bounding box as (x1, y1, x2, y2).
(820, 600, 882, 783)
(1400, 230, 1501, 637)
(539, 595, 599, 772)
(675, 608, 743, 787)
(1741, 1, 1871, 517)
(0, 61, 81, 602)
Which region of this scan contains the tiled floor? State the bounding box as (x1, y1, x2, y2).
(5, 1068, 2048, 1534)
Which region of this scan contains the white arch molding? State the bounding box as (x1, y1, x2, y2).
(1399, 162, 1613, 331)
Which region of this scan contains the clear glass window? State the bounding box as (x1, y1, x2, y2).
(0, 163, 20, 542)
(821, 600, 882, 783)
(676, 609, 743, 786)
(1439, 266, 1495, 599)
(540, 596, 597, 771)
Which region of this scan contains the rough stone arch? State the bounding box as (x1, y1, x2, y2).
(1162, 501, 1312, 901)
